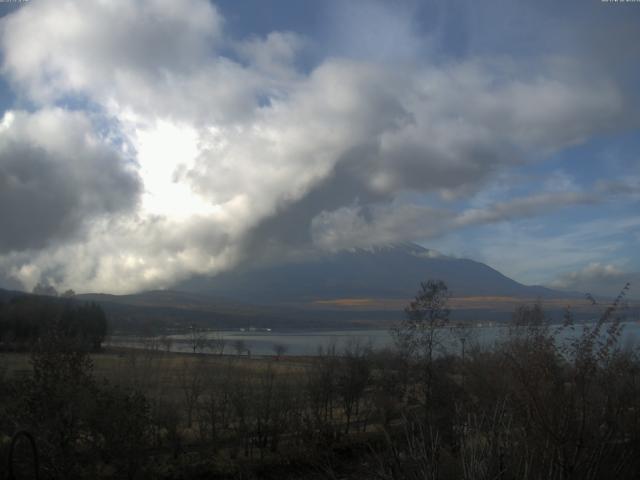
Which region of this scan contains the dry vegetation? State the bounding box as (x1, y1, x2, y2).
(1, 282, 639, 479)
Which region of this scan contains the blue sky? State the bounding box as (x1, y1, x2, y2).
(0, 0, 638, 297)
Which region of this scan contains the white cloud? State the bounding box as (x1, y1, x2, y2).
(425, 212, 640, 292)
(311, 203, 451, 251)
(0, 0, 633, 293)
(453, 191, 597, 227)
(311, 189, 604, 251)
(551, 263, 638, 299)
(236, 31, 305, 80)
(1, 0, 223, 107)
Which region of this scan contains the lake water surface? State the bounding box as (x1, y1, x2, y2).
(108, 321, 640, 356)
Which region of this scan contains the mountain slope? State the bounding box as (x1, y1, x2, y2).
(0, 244, 578, 333)
(176, 243, 564, 305)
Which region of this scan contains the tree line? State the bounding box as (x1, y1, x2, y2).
(0, 295, 108, 351)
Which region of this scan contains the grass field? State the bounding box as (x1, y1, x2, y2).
(2, 346, 312, 394)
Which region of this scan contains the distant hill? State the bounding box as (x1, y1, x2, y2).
(0, 245, 594, 333)
(74, 290, 371, 332)
(176, 243, 567, 305)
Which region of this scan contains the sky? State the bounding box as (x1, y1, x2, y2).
(0, 0, 638, 298)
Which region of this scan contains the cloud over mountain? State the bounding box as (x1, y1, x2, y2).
(0, 0, 636, 294)
(551, 263, 638, 299)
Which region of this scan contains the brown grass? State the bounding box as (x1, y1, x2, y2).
(311, 295, 613, 311)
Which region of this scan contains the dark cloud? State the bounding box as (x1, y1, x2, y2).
(239, 155, 393, 264)
(0, 142, 84, 251)
(0, 110, 140, 254)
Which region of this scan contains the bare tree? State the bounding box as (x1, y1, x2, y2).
(272, 343, 288, 360)
(392, 280, 451, 416)
(188, 326, 208, 354)
(304, 344, 340, 443)
(198, 361, 234, 450)
(159, 335, 173, 353)
(207, 331, 226, 355)
(450, 321, 477, 389)
(233, 339, 247, 356)
(228, 369, 252, 457)
(178, 358, 205, 428)
(337, 338, 372, 434)
(499, 285, 638, 479)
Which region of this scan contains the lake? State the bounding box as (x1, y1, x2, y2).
(107, 321, 640, 357)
